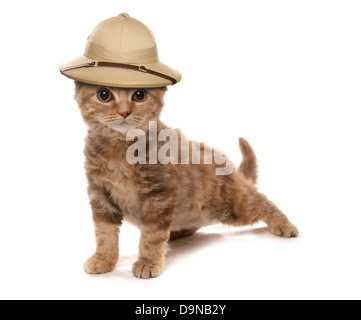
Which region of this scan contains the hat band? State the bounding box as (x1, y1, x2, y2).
(84, 41, 159, 64)
(60, 61, 177, 85)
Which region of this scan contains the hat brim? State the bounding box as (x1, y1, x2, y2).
(59, 55, 182, 88)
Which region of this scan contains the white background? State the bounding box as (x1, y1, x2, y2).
(0, 0, 360, 300)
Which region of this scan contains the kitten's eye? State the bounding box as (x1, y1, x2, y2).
(132, 90, 147, 102)
(97, 89, 113, 102)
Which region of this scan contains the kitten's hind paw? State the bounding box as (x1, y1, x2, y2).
(269, 221, 299, 238)
(84, 257, 114, 274)
(132, 261, 162, 279)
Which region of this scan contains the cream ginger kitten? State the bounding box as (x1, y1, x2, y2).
(74, 82, 298, 279)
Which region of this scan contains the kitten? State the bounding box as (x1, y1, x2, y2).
(74, 81, 299, 279)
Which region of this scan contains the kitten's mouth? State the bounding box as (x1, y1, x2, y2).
(109, 120, 136, 134)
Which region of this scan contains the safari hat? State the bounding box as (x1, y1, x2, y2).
(59, 13, 181, 88)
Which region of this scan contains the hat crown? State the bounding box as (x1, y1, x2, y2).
(84, 14, 159, 64)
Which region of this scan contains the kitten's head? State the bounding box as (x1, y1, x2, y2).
(74, 82, 167, 134)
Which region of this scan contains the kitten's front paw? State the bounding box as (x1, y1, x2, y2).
(132, 261, 162, 279)
(84, 257, 114, 275)
(269, 221, 299, 238)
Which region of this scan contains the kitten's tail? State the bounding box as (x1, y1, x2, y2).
(238, 138, 258, 184)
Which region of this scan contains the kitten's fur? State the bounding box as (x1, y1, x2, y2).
(74, 82, 298, 279)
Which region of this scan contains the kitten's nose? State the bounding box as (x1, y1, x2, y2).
(118, 111, 131, 119)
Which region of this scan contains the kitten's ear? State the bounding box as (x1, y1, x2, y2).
(153, 87, 168, 93)
(157, 87, 168, 96)
(74, 81, 83, 92)
(155, 87, 168, 104)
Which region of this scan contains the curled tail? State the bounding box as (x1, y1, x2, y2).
(238, 138, 258, 184)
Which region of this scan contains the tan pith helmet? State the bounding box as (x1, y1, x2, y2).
(59, 13, 181, 88)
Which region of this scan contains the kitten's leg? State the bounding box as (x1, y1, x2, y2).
(84, 222, 120, 274)
(222, 185, 299, 238)
(169, 228, 200, 241)
(132, 221, 171, 279)
(252, 193, 299, 237)
(84, 185, 123, 275)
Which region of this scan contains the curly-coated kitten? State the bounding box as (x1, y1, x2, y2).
(74, 81, 299, 279)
